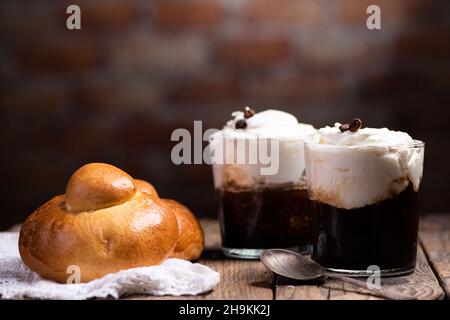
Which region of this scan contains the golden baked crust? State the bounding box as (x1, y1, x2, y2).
(19, 163, 204, 283)
(134, 179, 159, 199)
(163, 199, 204, 261)
(134, 179, 204, 260)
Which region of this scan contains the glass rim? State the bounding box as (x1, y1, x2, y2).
(304, 138, 425, 150)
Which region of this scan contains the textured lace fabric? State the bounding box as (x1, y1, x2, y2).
(0, 232, 220, 300)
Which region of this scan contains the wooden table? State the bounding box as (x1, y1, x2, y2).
(133, 214, 450, 300)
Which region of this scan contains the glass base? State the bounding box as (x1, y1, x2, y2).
(222, 245, 311, 259)
(325, 265, 415, 278)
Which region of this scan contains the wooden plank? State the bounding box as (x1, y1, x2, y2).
(328, 280, 381, 300)
(420, 214, 450, 299)
(198, 259, 273, 300)
(131, 219, 273, 300)
(133, 259, 273, 300)
(322, 246, 444, 300)
(275, 277, 329, 300)
(196, 219, 273, 300)
(275, 276, 381, 300)
(328, 290, 381, 300)
(276, 245, 444, 300)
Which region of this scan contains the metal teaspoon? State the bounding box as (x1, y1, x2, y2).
(260, 249, 415, 300)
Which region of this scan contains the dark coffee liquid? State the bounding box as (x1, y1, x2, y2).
(310, 183, 420, 271)
(219, 188, 310, 249)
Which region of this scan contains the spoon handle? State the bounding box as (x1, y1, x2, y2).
(326, 273, 415, 300)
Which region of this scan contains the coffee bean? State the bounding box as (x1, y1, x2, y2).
(349, 118, 362, 132)
(243, 107, 256, 119)
(235, 119, 247, 129)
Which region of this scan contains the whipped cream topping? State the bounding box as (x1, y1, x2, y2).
(305, 123, 424, 209)
(314, 123, 415, 147)
(210, 109, 316, 190)
(219, 109, 316, 140)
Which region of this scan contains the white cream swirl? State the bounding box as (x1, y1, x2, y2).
(210, 109, 316, 190)
(305, 123, 424, 209)
(314, 123, 415, 147)
(219, 109, 316, 139)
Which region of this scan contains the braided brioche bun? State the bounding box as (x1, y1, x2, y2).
(134, 179, 204, 260)
(19, 163, 204, 283)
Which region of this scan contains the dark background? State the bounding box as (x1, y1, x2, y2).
(0, 0, 449, 230)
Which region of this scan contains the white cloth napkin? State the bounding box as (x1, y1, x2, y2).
(0, 232, 220, 300)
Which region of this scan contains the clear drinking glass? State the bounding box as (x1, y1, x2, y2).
(304, 139, 425, 276)
(210, 135, 311, 259)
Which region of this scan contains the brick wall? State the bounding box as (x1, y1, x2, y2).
(0, 0, 449, 229)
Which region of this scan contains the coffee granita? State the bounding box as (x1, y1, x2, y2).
(210, 108, 316, 259)
(305, 119, 424, 276)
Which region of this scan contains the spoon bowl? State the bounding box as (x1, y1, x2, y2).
(260, 249, 325, 281)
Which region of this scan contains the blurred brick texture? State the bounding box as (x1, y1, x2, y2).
(0, 0, 449, 229)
